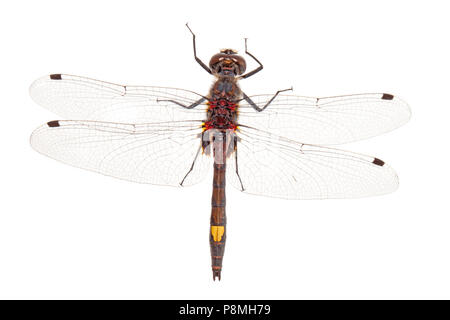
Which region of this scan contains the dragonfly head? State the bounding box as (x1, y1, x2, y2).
(209, 49, 246, 77)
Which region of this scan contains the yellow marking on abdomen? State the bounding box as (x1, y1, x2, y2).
(211, 226, 225, 242)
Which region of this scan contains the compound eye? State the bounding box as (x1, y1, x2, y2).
(209, 53, 225, 69)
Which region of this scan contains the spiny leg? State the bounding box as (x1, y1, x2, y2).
(234, 141, 245, 191)
(157, 96, 206, 109)
(180, 145, 202, 186)
(239, 38, 264, 80)
(186, 23, 212, 75)
(242, 87, 293, 112)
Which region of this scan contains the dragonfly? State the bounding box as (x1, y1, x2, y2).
(30, 24, 411, 280)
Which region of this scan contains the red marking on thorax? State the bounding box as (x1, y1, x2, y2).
(208, 99, 237, 111)
(203, 99, 238, 131)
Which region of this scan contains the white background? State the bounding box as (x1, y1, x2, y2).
(1, 0, 449, 299)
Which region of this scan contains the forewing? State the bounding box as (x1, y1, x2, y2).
(30, 74, 208, 123)
(30, 120, 210, 186)
(238, 93, 411, 145)
(228, 126, 399, 199)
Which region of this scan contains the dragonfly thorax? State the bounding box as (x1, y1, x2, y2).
(210, 77, 241, 100)
(204, 98, 238, 130)
(204, 78, 241, 131)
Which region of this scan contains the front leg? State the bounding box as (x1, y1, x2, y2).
(157, 96, 206, 109)
(242, 87, 293, 112)
(239, 38, 264, 80)
(186, 23, 212, 75)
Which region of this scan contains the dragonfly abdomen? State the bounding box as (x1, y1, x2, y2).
(209, 129, 230, 281)
(210, 160, 226, 281)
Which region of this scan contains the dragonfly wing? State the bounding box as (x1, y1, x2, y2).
(238, 93, 411, 145)
(30, 120, 210, 186)
(227, 126, 399, 199)
(30, 74, 208, 123)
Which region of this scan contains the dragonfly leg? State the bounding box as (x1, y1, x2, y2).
(180, 145, 202, 186)
(186, 23, 212, 75)
(242, 87, 293, 112)
(239, 38, 264, 80)
(156, 96, 206, 109)
(234, 138, 245, 191)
